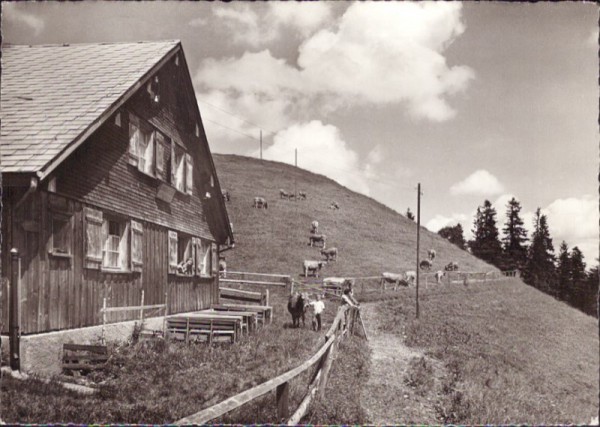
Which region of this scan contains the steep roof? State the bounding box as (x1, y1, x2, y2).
(1, 41, 180, 174)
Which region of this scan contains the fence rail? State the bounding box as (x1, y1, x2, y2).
(174, 305, 363, 425)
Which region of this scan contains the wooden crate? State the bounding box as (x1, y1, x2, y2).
(62, 343, 108, 373)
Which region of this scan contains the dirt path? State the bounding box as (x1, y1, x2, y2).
(360, 303, 444, 425)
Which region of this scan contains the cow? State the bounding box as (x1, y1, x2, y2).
(279, 189, 289, 199)
(288, 292, 308, 328)
(405, 271, 416, 285)
(310, 220, 319, 234)
(222, 189, 230, 202)
(253, 197, 268, 209)
(308, 234, 326, 248)
(323, 277, 354, 295)
(329, 201, 340, 210)
(420, 259, 433, 271)
(434, 270, 445, 284)
(320, 247, 338, 261)
(380, 272, 408, 290)
(304, 260, 327, 277)
(298, 191, 307, 200)
(445, 262, 459, 272)
(428, 249, 436, 261)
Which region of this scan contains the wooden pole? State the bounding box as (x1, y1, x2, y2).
(416, 183, 421, 319)
(102, 298, 107, 344)
(140, 290, 145, 324)
(260, 130, 263, 160)
(276, 381, 290, 421)
(9, 248, 20, 371)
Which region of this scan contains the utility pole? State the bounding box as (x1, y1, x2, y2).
(416, 183, 422, 319)
(294, 148, 298, 202)
(260, 130, 263, 160)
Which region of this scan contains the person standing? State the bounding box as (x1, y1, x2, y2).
(308, 294, 325, 331)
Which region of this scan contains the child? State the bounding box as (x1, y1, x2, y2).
(308, 294, 325, 331)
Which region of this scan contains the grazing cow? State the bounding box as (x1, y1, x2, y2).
(177, 258, 193, 275)
(405, 271, 416, 285)
(298, 191, 307, 200)
(329, 201, 340, 210)
(304, 260, 327, 277)
(308, 234, 327, 248)
(434, 270, 445, 284)
(288, 193, 296, 200)
(310, 220, 319, 234)
(222, 189, 230, 202)
(320, 247, 338, 261)
(253, 197, 268, 209)
(445, 262, 459, 272)
(279, 189, 289, 199)
(380, 272, 408, 290)
(428, 249, 436, 261)
(420, 259, 433, 270)
(288, 292, 307, 328)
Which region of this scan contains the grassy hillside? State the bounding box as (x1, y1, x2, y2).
(214, 154, 495, 279)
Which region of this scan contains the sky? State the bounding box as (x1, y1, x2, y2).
(3, 1, 598, 264)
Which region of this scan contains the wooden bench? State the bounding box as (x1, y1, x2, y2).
(167, 314, 242, 344)
(62, 343, 108, 373)
(219, 287, 269, 306)
(220, 303, 273, 325)
(201, 309, 258, 332)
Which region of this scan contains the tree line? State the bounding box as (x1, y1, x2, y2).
(430, 198, 597, 318)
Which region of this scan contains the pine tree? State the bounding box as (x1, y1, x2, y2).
(406, 208, 415, 221)
(469, 200, 503, 267)
(556, 241, 572, 303)
(570, 247, 587, 310)
(437, 224, 466, 250)
(502, 197, 528, 271)
(523, 208, 556, 294)
(585, 264, 599, 317)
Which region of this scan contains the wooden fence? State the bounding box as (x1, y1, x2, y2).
(220, 271, 291, 288)
(174, 305, 365, 425)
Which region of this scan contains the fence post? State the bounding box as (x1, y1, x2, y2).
(140, 290, 145, 324)
(318, 339, 336, 399)
(9, 249, 20, 371)
(276, 381, 290, 420)
(101, 298, 107, 345)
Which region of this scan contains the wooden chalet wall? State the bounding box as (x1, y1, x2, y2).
(1, 53, 224, 335)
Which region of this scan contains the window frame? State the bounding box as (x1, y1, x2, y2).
(101, 215, 131, 273)
(49, 211, 73, 258)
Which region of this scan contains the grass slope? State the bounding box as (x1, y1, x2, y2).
(214, 154, 495, 278)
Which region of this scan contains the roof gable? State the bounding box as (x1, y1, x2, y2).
(1, 41, 180, 174)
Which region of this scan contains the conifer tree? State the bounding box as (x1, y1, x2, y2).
(469, 200, 503, 267)
(570, 246, 587, 309)
(523, 208, 556, 294)
(556, 241, 572, 303)
(438, 224, 466, 250)
(502, 197, 528, 271)
(585, 264, 599, 317)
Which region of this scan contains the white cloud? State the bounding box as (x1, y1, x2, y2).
(426, 213, 469, 234)
(188, 17, 207, 27)
(261, 121, 370, 195)
(542, 195, 598, 262)
(267, 2, 332, 37)
(196, 2, 473, 123)
(4, 4, 45, 36)
(450, 170, 505, 196)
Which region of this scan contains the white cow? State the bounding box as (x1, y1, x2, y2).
(405, 271, 416, 285)
(380, 272, 408, 290)
(308, 234, 326, 248)
(310, 220, 319, 234)
(253, 197, 268, 209)
(434, 270, 445, 284)
(303, 260, 327, 277)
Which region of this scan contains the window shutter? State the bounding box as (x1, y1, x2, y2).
(185, 153, 193, 195)
(128, 115, 140, 166)
(211, 243, 218, 277)
(168, 230, 178, 274)
(193, 238, 202, 276)
(131, 220, 143, 272)
(119, 222, 130, 271)
(155, 132, 165, 176)
(170, 145, 177, 186)
(84, 207, 103, 269)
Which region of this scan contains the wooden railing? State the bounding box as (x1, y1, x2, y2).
(221, 271, 291, 287)
(174, 305, 364, 425)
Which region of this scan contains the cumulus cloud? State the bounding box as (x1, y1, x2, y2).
(450, 170, 505, 196)
(261, 121, 370, 195)
(196, 2, 473, 124)
(426, 213, 469, 234)
(4, 3, 45, 36)
(267, 2, 332, 37)
(542, 195, 598, 262)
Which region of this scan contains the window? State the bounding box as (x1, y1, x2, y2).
(102, 218, 130, 271)
(50, 213, 72, 257)
(168, 232, 214, 277)
(171, 145, 186, 192)
(128, 113, 155, 177)
(84, 207, 143, 272)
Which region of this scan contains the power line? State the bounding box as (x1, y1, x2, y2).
(204, 119, 260, 142)
(198, 99, 278, 138)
